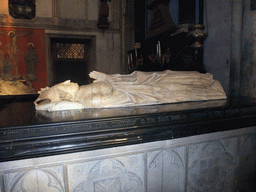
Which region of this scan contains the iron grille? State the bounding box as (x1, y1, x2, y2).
(56, 43, 85, 59)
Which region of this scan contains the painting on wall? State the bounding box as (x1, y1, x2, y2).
(0, 27, 47, 95)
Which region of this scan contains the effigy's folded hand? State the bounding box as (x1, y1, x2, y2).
(89, 71, 109, 82)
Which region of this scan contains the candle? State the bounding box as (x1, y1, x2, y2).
(158, 41, 161, 58)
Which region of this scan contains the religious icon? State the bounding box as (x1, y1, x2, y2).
(0, 27, 48, 94)
(0, 30, 31, 78)
(24, 43, 38, 80)
(3, 54, 13, 79)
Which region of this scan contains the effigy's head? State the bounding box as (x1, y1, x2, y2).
(34, 80, 116, 111)
(34, 80, 80, 106)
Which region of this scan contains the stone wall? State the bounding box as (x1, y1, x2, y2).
(0, 0, 126, 83)
(204, 0, 232, 95)
(240, 0, 256, 98)
(204, 0, 256, 98)
(0, 127, 255, 192)
(1, 0, 256, 97)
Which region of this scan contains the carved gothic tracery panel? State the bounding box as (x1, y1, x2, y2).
(188, 141, 235, 192)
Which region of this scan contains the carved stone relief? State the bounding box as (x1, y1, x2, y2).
(0, 173, 3, 192)
(0, 129, 255, 192)
(236, 134, 256, 192)
(188, 140, 235, 192)
(68, 156, 143, 192)
(147, 147, 185, 192)
(3, 167, 65, 192)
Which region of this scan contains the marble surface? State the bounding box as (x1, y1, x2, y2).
(0, 126, 255, 192)
(1, 96, 256, 163)
(34, 70, 227, 111)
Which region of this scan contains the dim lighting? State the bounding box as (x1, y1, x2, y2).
(97, 0, 111, 33)
(8, 0, 36, 19)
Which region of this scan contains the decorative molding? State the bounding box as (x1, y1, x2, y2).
(53, 0, 60, 19)
(0, 15, 119, 33)
(58, 18, 87, 29)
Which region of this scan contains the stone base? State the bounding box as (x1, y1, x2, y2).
(0, 126, 255, 192)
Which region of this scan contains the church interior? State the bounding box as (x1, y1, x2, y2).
(0, 0, 255, 191)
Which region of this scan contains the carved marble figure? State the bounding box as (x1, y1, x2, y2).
(34, 70, 227, 111)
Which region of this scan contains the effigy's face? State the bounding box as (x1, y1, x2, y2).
(34, 80, 80, 106)
(34, 81, 118, 111)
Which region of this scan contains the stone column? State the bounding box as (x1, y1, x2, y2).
(240, 0, 256, 98)
(230, 0, 244, 96)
